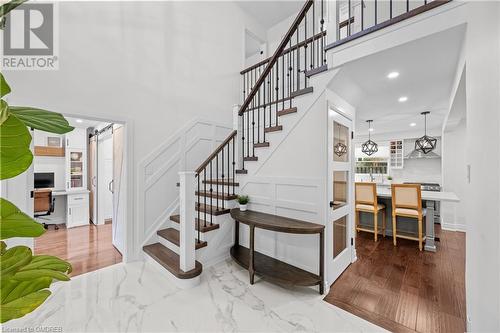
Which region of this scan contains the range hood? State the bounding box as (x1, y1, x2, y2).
(405, 149, 441, 159)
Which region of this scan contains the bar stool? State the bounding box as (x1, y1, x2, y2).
(355, 182, 386, 242)
(391, 184, 426, 251)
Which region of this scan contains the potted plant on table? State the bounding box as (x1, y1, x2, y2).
(387, 175, 393, 185)
(237, 195, 249, 211)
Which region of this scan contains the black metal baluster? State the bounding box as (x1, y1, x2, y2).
(203, 169, 207, 228)
(241, 112, 245, 170)
(304, 13, 308, 82)
(361, 0, 364, 30)
(288, 39, 292, 108)
(227, 144, 230, 201)
(216, 154, 219, 211)
(407, 0, 409, 13)
(282, 55, 285, 110)
(209, 161, 213, 226)
(269, 70, 273, 127)
(321, 0, 325, 65)
(348, 0, 351, 36)
(375, 0, 378, 25)
(257, 65, 261, 144)
(263, 70, 266, 143)
(296, 26, 300, 91)
(246, 109, 250, 156)
(232, 137, 235, 195)
(390, 0, 393, 19)
(197, 175, 200, 243)
(312, 2, 315, 70)
(275, 64, 279, 126)
(221, 147, 225, 210)
(252, 107, 255, 157)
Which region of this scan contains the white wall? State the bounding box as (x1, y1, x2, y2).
(2, 1, 262, 260)
(464, 2, 500, 331)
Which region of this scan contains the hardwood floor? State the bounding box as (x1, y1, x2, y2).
(324, 225, 466, 333)
(34, 223, 122, 277)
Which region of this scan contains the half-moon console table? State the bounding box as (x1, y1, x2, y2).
(230, 208, 325, 294)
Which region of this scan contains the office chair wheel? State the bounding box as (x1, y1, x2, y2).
(54, 225, 59, 230)
(43, 223, 48, 229)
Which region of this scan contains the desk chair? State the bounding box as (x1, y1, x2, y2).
(391, 184, 426, 251)
(355, 182, 386, 241)
(34, 189, 57, 230)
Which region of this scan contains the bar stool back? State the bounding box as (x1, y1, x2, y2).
(355, 182, 386, 241)
(391, 184, 426, 251)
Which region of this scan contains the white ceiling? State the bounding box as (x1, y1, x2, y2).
(328, 25, 466, 138)
(236, 1, 303, 30)
(65, 116, 109, 129)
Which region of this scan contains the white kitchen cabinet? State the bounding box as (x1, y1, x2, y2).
(65, 128, 86, 150)
(66, 192, 89, 228)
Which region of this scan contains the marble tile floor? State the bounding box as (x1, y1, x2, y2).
(4, 259, 386, 332)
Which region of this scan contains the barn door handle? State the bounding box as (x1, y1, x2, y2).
(108, 180, 114, 193)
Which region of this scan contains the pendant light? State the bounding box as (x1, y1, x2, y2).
(333, 122, 347, 157)
(415, 111, 437, 154)
(361, 120, 378, 156)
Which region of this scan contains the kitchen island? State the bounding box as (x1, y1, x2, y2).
(357, 185, 459, 252)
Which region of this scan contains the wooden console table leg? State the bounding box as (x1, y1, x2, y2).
(249, 225, 255, 284)
(319, 230, 324, 294)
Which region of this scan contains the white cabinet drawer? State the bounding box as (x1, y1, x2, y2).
(67, 193, 88, 205)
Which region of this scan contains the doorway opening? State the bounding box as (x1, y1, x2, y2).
(33, 116, 126, 276)
(324, 25, 466, 332)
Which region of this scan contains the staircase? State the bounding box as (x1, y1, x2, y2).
(143, 0, 329, 284)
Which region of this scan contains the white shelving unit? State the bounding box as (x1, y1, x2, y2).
(389, 140, 404, 169)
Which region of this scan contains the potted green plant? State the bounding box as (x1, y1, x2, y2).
(387, 175, 393, 185)
(0, 71, 73, 323)
(237, 195, 249, 211)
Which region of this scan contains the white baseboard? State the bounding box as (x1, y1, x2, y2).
(441, 222, 466, 232)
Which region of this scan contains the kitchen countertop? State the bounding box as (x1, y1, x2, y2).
(376, 186, 460, 202)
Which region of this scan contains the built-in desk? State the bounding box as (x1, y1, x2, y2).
(35, 189, 89, 228)
(230, 209, 325, 294)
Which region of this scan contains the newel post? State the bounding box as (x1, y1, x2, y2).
(179, 171, 196, 272)
(233, 104, 242, 170)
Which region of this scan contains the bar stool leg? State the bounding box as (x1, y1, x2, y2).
(374, 210, 378, 242)
(418, 216, 423, 251)
(392, 215, 397, 246)
(382, 209, 386, 238)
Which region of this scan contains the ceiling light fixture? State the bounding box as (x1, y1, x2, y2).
(361, 120, 378, 156)
(387, 72, 399, 79)
(398, 96, 408, 102)
(333, 122, 347, 157)
(76, 119, 83, 123)
(410, 122, 416, 127)
(415, 111, 437, 154)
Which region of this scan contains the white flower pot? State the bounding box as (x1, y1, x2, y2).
(239, 204, 247, 211)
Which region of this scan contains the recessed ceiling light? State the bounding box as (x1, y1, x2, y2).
(410, 122, 416, 127)
(387, 71, 399, 79)
(398, 96, 408, 102)
(369, 128, 374, 132)
(76, 119, 83, 123)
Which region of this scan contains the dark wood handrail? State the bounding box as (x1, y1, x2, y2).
(238, 0, 314, 116)
(241, 30, 326, 75)
(195, 130, 237, 174)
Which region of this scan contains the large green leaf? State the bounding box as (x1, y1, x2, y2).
(0, 0, 28, 18)
(9, 107, 74, 134)
(0, 73, 11, 98)
(20, 255, 72, 274)
(0, 114, 33, 179)
(0, 100, 8, 125)
(0, 198, 45, 240)
(0, 289, 51, 323)
(0, 246, 32, 280)
(1, 277, 51, 304)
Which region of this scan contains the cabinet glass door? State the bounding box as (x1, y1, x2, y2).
(69, 151, 84, 189)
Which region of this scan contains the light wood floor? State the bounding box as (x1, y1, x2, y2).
(34, 223, 122, 277)
(324, 225, 466, 333)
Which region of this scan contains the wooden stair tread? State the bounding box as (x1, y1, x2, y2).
(304, 64, 328, 77)
(236, 169, 248, 174)
(195, 191, 238, 200)
(196, 203, 230, 216)
(254, 142, 270, 148)
(264, 125, 283, 133)
(203, 179, 239, 186)
(157, 228, 207, 249)
(169, 215, 220, 233)
(244, 156, 258, 161)
(290, 86, 313, 97)
(143, 243, 202, 279)
(277, 107, 297, 117)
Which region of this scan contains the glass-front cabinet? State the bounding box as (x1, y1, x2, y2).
(67, 150, 84, 189)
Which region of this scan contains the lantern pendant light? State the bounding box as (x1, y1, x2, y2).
(415, 111, 437, 154)
(333, 122, 347, 157)
(361, 120, 378, 156)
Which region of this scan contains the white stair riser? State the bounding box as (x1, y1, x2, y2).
(158, 236, 180, 254)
